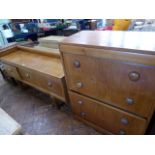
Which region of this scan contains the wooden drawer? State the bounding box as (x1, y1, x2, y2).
(19, 68, 66, 101)
(64, 53, 155, 118)
(69, 91, 147, 135)
(2, 63, 21, 80)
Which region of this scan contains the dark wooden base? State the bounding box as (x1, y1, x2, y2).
(52, 97, 65, 109)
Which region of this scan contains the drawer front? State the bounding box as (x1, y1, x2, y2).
(64, 53, 155, 118)
(2, 63, 21, 80)
(69, 91, 147, 135)
(19, 68, 65, 100)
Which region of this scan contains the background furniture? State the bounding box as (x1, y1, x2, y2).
(37, 35, 66, 49)
(60, 31, 155, 135)
(0, 108, 22, 135)
(33, 35, 66, 55)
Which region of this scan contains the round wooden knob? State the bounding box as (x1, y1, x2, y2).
(128, 71, 140, 81)
(126, 97, 134, 105)
(78, 100, 83, 105)
(119, 130, 126, 135)
(25, 73, 30, 78)
(76, 82, 83, 88)
(121, 118, 129, 125)
(8, 68, 12, 72)
(80, 112, 86, 117)
(73, 60, 80, 68)
(48, 81, 53, 87)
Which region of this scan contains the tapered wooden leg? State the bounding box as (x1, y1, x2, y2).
(10, 77, 18, 86)
(0, 68, 7, 80)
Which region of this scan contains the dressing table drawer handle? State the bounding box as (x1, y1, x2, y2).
(73, 60, 80, 68)
(7, 68, 12, 72)
(76, 82, 83, 88)
(25, 73, 30, 78)
(48, 81, 53, 87)
(126, 97, 134, 105)
(78, 100, 84, 105)
(128, 71, 140, 81)
(121, 118, 129, 125)
(80, 112, 86, 117)
(119, 129, 126, 135)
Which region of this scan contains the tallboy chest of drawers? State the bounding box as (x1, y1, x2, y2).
(60, 31, 155, 135)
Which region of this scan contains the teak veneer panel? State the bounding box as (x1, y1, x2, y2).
(63, 53, 155, 118)
(69, 91, 146, 135)
(19, 67, 66, 101)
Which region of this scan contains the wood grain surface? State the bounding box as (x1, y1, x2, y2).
(61, 31, 155, 54)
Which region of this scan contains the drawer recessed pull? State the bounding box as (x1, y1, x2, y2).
(126, 97, 134, 105)
(48, 81, 53, 87)
(119, 129, 126, 135)
(128, 71, 140, 81)
(73, 60, 80, 68)
(80, 112, 86, 117)
(121, 118, 129, 125)
(25, 73, 30, 78)
(78, 100, 83, 105)
(76, 82, 83, 88)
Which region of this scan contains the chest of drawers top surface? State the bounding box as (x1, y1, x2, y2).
(0, 46, 64, 78)
(60, 31, 155, 55)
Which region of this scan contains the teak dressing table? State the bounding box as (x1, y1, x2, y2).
(0, 45, 68, 103)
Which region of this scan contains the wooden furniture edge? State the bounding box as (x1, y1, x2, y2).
(59, 44, 71, 105)
(59, 44, 155, 66)
(60, 40, 155, 56)
(61, 76, 70, 104)
(17, 45, 60, 58)
(0, 46, 17, 58)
